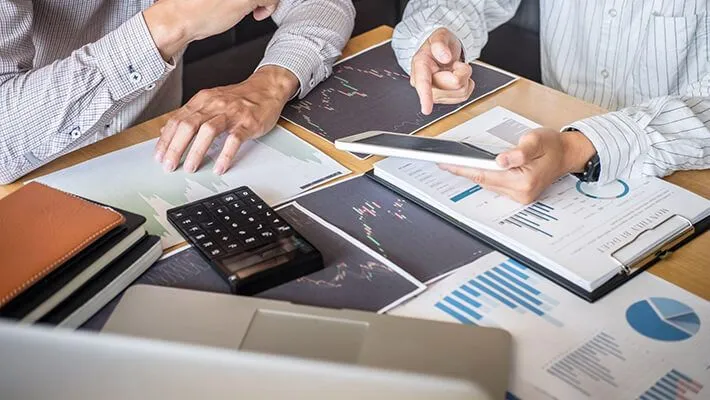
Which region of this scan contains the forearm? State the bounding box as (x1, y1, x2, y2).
(258, 0, 356, 98)
(567, 93, 710, 184)
(392, 0, 521, 74)
(0, 14, 173, 184)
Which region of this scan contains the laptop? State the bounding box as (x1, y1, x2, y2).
(0, 285, 513, 399)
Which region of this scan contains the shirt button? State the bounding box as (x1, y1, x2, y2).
(70, 127, 81, 139)
(600, 69, 610, 79)
(608, 9, 617, 17)
(145, 83, 156, 91)
(129, 71, 142, 83)
(309, 78, 316, 87)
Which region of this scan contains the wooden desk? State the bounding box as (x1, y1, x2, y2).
(2, 26, 708, 299)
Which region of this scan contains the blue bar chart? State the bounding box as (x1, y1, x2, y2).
(450, 185, 483, 203)
(639, 369, 704, 400)
(434, 258, 563, 326)
(546, 332, 625, 396)
(500, 202, 558, 238)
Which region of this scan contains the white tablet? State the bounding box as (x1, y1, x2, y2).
(335, 131, 505, 170)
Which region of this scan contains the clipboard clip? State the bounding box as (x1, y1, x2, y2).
(610, 214, 695, 276)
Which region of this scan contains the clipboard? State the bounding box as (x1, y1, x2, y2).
(367, 171, 710, 302)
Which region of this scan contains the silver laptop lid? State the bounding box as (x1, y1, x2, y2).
(0, 320, 490, 400)
(102, 285, 512, 398)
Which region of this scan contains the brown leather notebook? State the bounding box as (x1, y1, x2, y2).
(0, 182, 125, 308)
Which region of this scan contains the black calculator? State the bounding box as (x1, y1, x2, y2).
(167, 187, 324, 295)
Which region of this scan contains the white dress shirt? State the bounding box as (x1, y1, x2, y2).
(393, 0, 710, 184)
(0, 0, 355, 184)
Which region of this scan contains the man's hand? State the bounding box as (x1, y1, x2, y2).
(154, 65, 299, 174)
(411, 28, 474, 115)
(440, 129, 596, 204)
(144, 0, 279, 61)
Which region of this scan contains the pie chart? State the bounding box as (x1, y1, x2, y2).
(576, 179, 630, 199)
(626, 297, 700, 342)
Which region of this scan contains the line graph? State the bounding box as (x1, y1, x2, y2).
(295, 176, 492, 283)
(258, 203, 421, 312)
(281, 41, 517, 150)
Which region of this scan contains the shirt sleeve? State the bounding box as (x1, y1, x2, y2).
(567, 75, 710, 185)
(0, 7, 174, 184)
(392, 0, 522, 75)
(256, 0, 356, 98)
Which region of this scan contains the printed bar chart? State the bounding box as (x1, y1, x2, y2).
(639, 369, 704, 400)
(450, 185, 483, 202)
(434, 258, 563, 327)
(500, 202, 557, 238)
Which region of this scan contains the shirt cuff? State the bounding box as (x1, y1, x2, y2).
(257, 41, 324, 99)
(93, 13, 174, 100)
(565, 112, 650, 185)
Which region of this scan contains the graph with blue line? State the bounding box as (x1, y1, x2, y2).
(500, 202, 558, 238)
(434, 258, 563, 327)
(639, 369, 704, 400)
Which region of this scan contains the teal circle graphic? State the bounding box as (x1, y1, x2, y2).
(576, 179, 630, 199)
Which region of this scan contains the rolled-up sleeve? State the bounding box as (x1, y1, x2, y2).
(257, 0, 356, 98)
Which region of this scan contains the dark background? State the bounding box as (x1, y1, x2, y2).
(182, 0, 541, 102)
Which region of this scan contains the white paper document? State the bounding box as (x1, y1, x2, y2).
(37, 126, 351, 248)
(389, 252, 710, 399)
(374, 107, 710, 292)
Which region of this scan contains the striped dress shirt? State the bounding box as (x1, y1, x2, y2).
(393, 0, 710, 185)
(0, 0, 355, 184)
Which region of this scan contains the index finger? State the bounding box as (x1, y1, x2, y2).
(438, 164, 511, 187)
(411, 58, 434, 115)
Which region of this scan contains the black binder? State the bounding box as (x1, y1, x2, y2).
(367, 171, 710, 302)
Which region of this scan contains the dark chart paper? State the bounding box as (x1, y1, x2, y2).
(281, 41, 516, 145)
(258, 204, 421, 312)
(293, 176, 493, 283)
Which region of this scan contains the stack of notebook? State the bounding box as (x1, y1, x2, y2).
(0, 182, 162, 328)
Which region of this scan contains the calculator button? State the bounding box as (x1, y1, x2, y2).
(209, 248, 223, 257)
(179, 217, 194, 226)
(218, 234, 232, 244)
(170, 211, 186, 220)
(198, 240, 217, 250)
(235, 229, 250, 237)
(238, 209, 249, 216)
(227, 200, 245, 210)
(221, 214, 233, 223)
(214, 206, 228, 215)
(202, 199, 221, 209)
(263, 210, 274, 218)
(201, 221, 217, 229)
(226, 221, 241, 231)
(246, 196, 260, 205)
(207, 226, 223, 235)
(259, 230, 275, 239)
(221, 193, 238, 204)
(242, 236, 258, 246)
(270, 217, 283, 225)
(237, 189, 252, 198)
(246, 216, 258, 224)
(185, 225, 202, 234)
(254, 223, 265, 231)
(253, 203, 267, 211)
(189, 205, 211, 222)
(224, 242, 241, 253)
(275, 225, 292, 234)
(193, 233, 208, 241)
